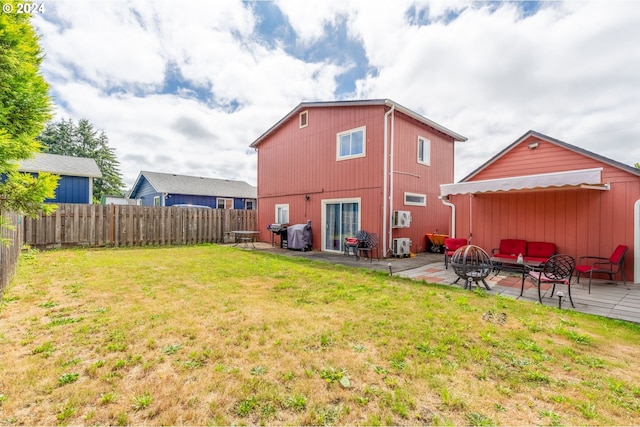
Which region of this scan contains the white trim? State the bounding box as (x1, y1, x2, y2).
(299, 110, 308, 128)
(440, 168, 607, 197)
(417, 136, 431, 166)
(275, 203, 289, 224)
(634, 199, 640, 284)
(321, 197, 361, 253)
(336, 126, 366, 161)
(153, 195, 161, 206)
(404, 192, 426, 206)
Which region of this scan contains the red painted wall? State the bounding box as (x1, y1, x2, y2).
(255, 104, 457, 254)
(450, 135, 639, 281)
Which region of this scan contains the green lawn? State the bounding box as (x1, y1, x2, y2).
(1, 244, 639, 425)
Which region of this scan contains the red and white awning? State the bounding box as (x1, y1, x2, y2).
(440, 168, 609, 197)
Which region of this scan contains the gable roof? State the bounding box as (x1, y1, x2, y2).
(461, 130, 640, 182)
(128, 171, 257, 199)
(249, 99, 467, 148)
(18, 153, 102, 178)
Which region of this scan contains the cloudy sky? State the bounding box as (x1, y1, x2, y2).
(33, 0, 640, 189)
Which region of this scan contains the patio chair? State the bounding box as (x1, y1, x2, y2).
(358, 232, 379, 262)
(574, 245, 628, 294)
(444, 237, 468, 269)
(526, 254, 576, 307)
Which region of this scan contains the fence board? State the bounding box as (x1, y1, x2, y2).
(23, 204, 257, 249)
(0, 212, 23, 298)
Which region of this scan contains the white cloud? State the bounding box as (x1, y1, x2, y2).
(33, 0, 640, 189)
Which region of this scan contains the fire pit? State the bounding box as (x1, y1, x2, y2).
(450, 245, 491, 290)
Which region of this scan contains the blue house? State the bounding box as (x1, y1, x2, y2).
(18, 153, 102, 204)
(127, 171, 257, 209)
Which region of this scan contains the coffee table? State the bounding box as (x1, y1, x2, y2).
(490, 256, 546, 302)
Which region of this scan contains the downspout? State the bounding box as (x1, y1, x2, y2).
(383, 104, 394, 257)
(388, 106, 396, 257)
(439, 196, 456, 238)
(634, 199, 640, 283)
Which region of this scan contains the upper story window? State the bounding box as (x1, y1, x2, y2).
(245, 200, 255, 210)
(275, 204, 289, 223)
(299, 110, 308, 128)
(154, 196, 161, 206)
(337, 126, 366, 160)
(217, 198, 233, 209)
(418, 136, 431, 166)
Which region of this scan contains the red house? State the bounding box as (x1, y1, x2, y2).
(440, 130, 640, 283)
(250, 99, 467, 256)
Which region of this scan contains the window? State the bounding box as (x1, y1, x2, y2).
(275, 204, 289, 224)
(418, 136, 431, 166)
(299, 110, 308, 128)
(245, 200, 255, 210)
(404, 192, 426, 206)
(337, 126, 366, 160)
(217, 198, 233, 209)
(154, 196, 161, 206)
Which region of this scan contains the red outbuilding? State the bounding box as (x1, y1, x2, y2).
(250, 99, 467, 257)
(440, 130, 640, 283)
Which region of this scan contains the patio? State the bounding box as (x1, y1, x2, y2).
(248, 242, 640, 324)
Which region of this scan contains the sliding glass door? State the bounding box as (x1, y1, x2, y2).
(323, 199, 360, 252)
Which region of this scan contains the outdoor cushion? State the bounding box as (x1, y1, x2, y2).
(497, 239, 527, 256)
(526, 241, 556, 259)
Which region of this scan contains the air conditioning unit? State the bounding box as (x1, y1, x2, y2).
(392, 238, 412, 257)
(392, 210, 412, 228)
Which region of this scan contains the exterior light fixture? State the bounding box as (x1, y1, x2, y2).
(528, 142, 539, 150)
(557, 291, 564, 309)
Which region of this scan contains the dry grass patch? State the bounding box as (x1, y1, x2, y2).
(1, 244, 639, 425)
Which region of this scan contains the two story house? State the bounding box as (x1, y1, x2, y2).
(250, 99, 467, 256)
(127, 171, 257, 209)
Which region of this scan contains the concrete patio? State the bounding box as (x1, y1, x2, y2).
(246, 242, 640, 324)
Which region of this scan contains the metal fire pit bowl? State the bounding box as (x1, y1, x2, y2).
(450, 245, 491, 290)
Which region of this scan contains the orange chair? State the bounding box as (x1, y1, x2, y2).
(574, 245, 628, 294)
(444, 238, 468, 269)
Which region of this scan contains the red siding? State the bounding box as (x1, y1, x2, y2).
(255, 104, 457, 254)
(451, 135, 639, 281)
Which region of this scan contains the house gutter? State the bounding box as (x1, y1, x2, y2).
(382, 104, 394, 257)
(439, 196, 456, 238)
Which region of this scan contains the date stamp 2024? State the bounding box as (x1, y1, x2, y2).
(2, 2, 46, 14)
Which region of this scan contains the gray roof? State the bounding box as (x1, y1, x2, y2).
(131, 171, 257, 198)
(250, 99, 467, 148)
(18, 153, 102, 178)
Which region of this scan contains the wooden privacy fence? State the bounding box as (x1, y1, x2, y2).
(23, 204, 258, 249)
(0, 211, 23, 298)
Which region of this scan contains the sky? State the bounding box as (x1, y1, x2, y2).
(32, 0, 640, 190)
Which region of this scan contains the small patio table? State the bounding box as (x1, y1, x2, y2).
(490, 256, 546, 302)
(231, 231, 260, 248)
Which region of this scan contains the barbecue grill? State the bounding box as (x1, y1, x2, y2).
(267, 223, 289, 248)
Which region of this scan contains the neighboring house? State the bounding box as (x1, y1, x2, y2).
(440, 130, 640, 283)
(250, 99, 467, 256)
(127, 171, 257, 209)
(18, 153, 102, 204)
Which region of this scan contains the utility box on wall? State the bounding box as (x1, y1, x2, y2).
(392, 210, 412, 228)
(392, 238, 412, 257)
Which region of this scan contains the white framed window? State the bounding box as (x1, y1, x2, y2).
(217, 198, 233, 209)
(337, 126, 366, 160)
(245, 200, 255, 210)
(275, 204, 289, 224)
(418, 136, 431, 166)
(154, 196, 161, 206)
(299, 110, 308, 128)
(404, 192, 426, 206)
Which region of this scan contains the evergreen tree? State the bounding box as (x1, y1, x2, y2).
(0, 1, 59, 230)
(38, 118, 126, 201)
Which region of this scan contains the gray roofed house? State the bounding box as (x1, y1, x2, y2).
(17, 153, 102, 204)
(127, 171, 257, 209)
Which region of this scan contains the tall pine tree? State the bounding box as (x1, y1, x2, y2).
(38, 118, 125, 201)
(0, 1, 59, 226)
